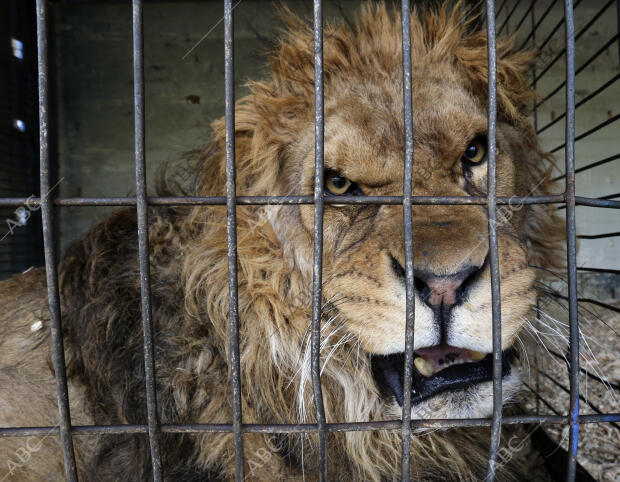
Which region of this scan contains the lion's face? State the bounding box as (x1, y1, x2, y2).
(272, 66, 539, 418)
(218, 5, 564, 431)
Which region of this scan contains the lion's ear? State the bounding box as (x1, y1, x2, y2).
(455, 33, 537, 125)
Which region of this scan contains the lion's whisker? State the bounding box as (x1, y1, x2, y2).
(535, 283, 620, 338)
(515, 333, 531, 380)
(525, 303, 619, 405)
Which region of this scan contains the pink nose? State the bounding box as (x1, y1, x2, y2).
(414, 265, 482, 309)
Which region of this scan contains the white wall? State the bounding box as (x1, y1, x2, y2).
(500, 0, 619, 270)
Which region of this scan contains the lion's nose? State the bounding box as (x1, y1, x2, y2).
(414, 265, 483, 310)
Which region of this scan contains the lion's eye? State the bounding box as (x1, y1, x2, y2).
(462, 137, 487, 165)
(325, 170, 356, 195)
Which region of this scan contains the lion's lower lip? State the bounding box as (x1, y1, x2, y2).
(370, 347, 513, 406)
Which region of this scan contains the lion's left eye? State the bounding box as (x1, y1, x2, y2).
(325, 170, 359, 195)
(462, 137, 487, 165)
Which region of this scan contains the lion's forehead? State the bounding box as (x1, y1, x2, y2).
(322, 75, 489, 181)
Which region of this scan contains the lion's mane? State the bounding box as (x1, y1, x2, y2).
(58, 3, 561, 480)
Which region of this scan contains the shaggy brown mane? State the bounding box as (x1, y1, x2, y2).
(30, 2, 564, 480)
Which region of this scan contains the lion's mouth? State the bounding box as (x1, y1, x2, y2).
(370, 344, 513, 406)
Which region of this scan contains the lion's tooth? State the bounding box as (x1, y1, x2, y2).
(414, 357, 434, 377)
(469, 350, 486, 361)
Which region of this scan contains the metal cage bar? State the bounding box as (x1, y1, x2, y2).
(35, 0, 78, 480)
(485, 1, 503, 480)
(561, 0, 580, 479)
(399, 0, 415, 479)
(223, 0, 245, 480)
(7, 193, 611, 207)
(1, 412, 619, 438)
(617, 0, 620, 64)
(311, 1, 328, 479)
(131, 1, 163, 479)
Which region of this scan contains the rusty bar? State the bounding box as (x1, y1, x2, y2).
(36, 0, 78, 479)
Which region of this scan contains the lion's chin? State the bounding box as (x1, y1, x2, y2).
(371, 346, 520, 418)
(385, 371, 522, 421)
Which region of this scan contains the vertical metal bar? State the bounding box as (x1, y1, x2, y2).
(531, 7, 541, 418)
(531, 1, 538, 133)
(562, 0, 579, 479)
(534, 299, 541, 414)
(223, 0, 244, 479)
(35, 1, 79, 480)
(617, 0, 620, 66)
(485, 1, 503, 480)
(399, 0, 415, 480)
(132, 1, 163, 480)
(311, 0, 328, 479)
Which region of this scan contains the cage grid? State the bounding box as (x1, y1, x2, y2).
(0, 0, 618, 481)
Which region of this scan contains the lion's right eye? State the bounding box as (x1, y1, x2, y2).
(461, 136, 487, 166)
(325, 170, 359, 195)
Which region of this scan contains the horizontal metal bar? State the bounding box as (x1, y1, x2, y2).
(537, 74, 620, 134)
(574, 195, 620, 208)
(536, 33, 620, 109)
(578, 231, 620, 239)
(2, 194, 618, 208)
(552, 153, 620, 181)
(585, 192, 620, 201)
(1, 195, 617, 212)
(576, 266, 620, 274)
(0, 194, 570, 207)
(2, 414, 618, 438)
(550, 113, 620, 154)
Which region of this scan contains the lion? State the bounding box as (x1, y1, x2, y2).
(0, 3, 565, 481)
